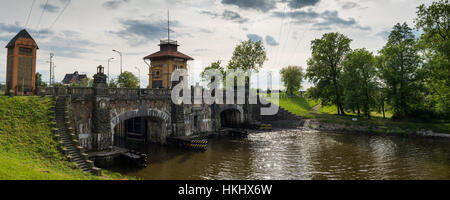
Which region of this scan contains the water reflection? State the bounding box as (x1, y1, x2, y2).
(113, 128, 450, 180)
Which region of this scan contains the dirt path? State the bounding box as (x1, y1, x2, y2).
(312, 103, 322, 112)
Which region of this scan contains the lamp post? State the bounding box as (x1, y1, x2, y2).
(49, 53, 54, 86)
(135, 66, 140, 88)
(107, 57, 114, 84)
(112, 49, 123, 74)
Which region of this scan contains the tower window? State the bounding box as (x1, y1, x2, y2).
(19, 47, 32, 56)
(153, 70, 161, 78)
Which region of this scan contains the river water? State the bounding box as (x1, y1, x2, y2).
(115, 128, 450, 180)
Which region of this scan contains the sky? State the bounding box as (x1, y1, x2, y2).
(0, 0, 432, 89)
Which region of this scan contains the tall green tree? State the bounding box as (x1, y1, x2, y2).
(415, 0, 450, 116)
(280, 66, 304, 95)
(228, 39, 267, 72)
(377, 23, 424, 119)
(35, 72, 47, 87)
(227, 39, 267, 87)
(341, 49, 376, 118)
(118, 71, 139, 88)
(306, 32, 352, 115)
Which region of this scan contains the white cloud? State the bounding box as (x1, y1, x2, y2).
(0, 0, 428, 88)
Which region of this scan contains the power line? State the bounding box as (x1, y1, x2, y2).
(278, 0, 302, 68)
(48, 0, 71, 29)
(273, 3, 288, 70)
(35, 0, 49, 31)
(25, 0, 36, 28)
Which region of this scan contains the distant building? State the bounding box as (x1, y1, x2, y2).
(5, 29, 38, 95)
(62, 71, 87, 85)
(143, 40, 194, 89)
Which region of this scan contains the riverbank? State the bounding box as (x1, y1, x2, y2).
(304, 119, 450, 139)
(0, 96, 133, 180)
(267, 95, 449, 138)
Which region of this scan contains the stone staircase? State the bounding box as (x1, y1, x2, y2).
(259, 97, 304, 126)
(54, 95, 101, 175)
(261, 105, 302, 121)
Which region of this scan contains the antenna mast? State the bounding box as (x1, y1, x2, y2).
(167, 9, 170, 41)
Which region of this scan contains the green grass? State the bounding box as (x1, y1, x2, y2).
(277, 96, 319, 118)
(264, 94, 449, 134)
(263, 94, 319, 119)
(0, 96, 133, 180)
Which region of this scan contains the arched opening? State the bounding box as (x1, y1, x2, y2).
(220, 109, 242, 128)
(111, 108, 171, 149)
(114, 117, 164, 150)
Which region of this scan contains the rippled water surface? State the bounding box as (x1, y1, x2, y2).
(115, 129, 450, 180)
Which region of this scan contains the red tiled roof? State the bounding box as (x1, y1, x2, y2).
(143, 50, 194, 60)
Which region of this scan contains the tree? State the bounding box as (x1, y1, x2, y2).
(377, 23, 424, 119)
(201, 60, 226, 87)
(72, 77, 92, 87)
(415, 0, 450, 116)
(108, 78, 118, 88)
(118, 71, 139, 88)
(280, 66, 304, 95)
(306, 32, 352, 115)
(341, 49, 376, 118)
(415, 0, 449, 58)
(228, 39, 267, 72)
(227, 39, 267, 87)
(35, 72, 47, 87)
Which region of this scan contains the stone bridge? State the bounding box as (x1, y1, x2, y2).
(37, 86, 259, 152)
(36, 69, 295, 152)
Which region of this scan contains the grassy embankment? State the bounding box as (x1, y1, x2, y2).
(0, 96, 133, 180)
(266, 94, 449, 134)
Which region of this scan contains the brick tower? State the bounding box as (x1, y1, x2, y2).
(5, 29, 38, 95)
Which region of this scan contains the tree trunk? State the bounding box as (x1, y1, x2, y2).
(357, 104, 360, 117)
(382, 100, 386, 119)
(339, 102, 346, 115)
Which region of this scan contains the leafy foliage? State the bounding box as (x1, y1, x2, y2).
(71, 77, 92, 87)
(35, 73, 47, 87)
(280, 66, 304, 95)
(227, 39, 267, 72)
(118, 71, 139, 88)
(306, 32, 352, 115)
(341, 49, 377, 118)
(377, 23, 425, 119)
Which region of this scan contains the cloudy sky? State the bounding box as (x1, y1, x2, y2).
(0, 0, 431, 88)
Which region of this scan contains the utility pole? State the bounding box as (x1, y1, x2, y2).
(49, 53, 54, 86)
(52, 64, 56, 86)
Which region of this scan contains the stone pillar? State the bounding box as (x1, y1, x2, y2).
(92, 65, 112, 150)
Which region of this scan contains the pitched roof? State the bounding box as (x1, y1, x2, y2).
(143, 50, 194, 61)
(5, 29, 39, 49)
(62, 72, 87, 84)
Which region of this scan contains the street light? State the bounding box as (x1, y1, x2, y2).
(135, 66, 140, 88)
(112, 49, 123, 74)
(107, 57, 114, 84)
